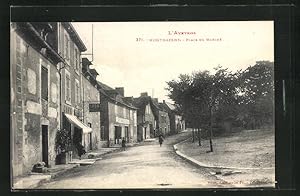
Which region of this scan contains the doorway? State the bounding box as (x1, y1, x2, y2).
(125, 126, 129, 142)
(89, 132, 92, 150)
(114, 126, 121, 144)
(42, 125, 49, 166)
(88, 123, 92, 150)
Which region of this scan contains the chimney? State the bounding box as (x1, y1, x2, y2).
(153, 98, 158, 103)
(124, 96, 134, 104)
(163, 100, 166, 104)
(140, 92, 148, 97)
(115, 87, 124, 97)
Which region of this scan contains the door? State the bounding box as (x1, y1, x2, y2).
(144, 127, 147, 139)
(89, 132, 92, 150)
(125, 126, 129, 142)
(88, 123, 92, 150)
(42, 125, 49, 166)
(114, 126, 121, 144)
(150, 124, 154, 138)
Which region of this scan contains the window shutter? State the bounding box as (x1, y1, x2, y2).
(70, 42, 74, 67)
(41, 66, 48, 101)
(61, 27, 64, 57)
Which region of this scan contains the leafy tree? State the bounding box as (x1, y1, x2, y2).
(238, 61, 274, 128)
(166, 61, 274, 152)
(167, 66, 238, 152)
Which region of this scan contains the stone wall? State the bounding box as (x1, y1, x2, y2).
(11, 29, 60, 176)
(82, 76, 101, 150)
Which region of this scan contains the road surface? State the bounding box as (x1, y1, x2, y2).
(38, 131, 230, 189)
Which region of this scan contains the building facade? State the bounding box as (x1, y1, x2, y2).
(57, 22, 91, 160)
(81, 58, 102, 151)
(132, 95, 156, 142)
(160, 100, 185, 134)
(98, 83, 138, 147)
(10, 22, 64, 177)
(151, 98, 171, 136)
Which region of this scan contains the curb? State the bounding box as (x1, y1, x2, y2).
(13, 164, 80, 189)
(173, 138, 274, 171)
(34, 164, 80, 188)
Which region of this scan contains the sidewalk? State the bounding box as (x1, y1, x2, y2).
(12, 146, 125, 189)
(12, 163, 80, 189)
(174, 129, 275, 187)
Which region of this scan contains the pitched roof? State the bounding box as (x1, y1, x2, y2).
(132, 96, 151, 108)
(97, 81, 114, 91)
(97, 81, 137, 110)
(151, 98, 167, 112)
(165, 101, 176, 111)
(62, 22, 87, 52)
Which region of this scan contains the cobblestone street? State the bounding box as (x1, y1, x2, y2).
(37, 131, 230, 189)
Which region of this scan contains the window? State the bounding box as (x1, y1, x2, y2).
(114, 105, 118, 114)
(75, 48, 79, 71)
(65, 73, 71, 102)
(118, 106, 123, 116)
(64, 33, 70, 61)
(146, 105, 150, 114)
(75, 80, 80, 104)
(100, 126, 105, 141)
(77, 83, 80, 104)
(125, 126, 129, 142)
(123, 107, 126, 118)
(41, 66, 48, 101)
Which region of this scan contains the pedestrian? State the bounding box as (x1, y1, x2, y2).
(121, 137, 126, 151)
(77, 143, 86, 160)
(159, 134, 164, 147)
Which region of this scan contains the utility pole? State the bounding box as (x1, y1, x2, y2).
(209, 105, 213, 152)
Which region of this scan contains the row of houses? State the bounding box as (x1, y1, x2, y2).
(10, 22, 185, 178)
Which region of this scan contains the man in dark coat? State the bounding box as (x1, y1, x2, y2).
(159, 134, 164, 147)
(121, 137, 126, 151)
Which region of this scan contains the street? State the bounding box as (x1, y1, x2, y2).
(37, 131, 230, 189)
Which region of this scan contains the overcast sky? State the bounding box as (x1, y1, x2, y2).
(73, 21, 274, 103)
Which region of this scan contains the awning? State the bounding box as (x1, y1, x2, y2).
(64, 114, 92, 134)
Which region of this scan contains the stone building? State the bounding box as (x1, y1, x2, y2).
(81, 58, 103, 151)
(151, 98, 171, 136)
(57, 22, 91, 160)
(131, 94, 156, 141)
(10, 22, 64, 177)
(98, 82, 138, 147)
(130, 92, 170, 137)
(160, 100, 185, 134)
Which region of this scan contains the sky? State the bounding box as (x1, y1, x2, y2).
(72, 21, 274, 103)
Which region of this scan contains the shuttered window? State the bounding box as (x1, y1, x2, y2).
(75, 48, 79, 71)
(66, 74, 71, 102)
(41, 66, 48, 101)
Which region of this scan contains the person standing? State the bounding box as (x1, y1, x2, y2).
(159, 134, 164, 147)
(121, 137, 126, 151)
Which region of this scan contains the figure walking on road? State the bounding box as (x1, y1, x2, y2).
(159, 134, 164, 147)
(121, 137, 126, 151)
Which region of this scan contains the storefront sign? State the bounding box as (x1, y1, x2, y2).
(89, 103, 101, 112)
(116, 117, 129, 124)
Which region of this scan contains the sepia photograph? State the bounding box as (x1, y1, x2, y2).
(10, 21, 275, 189)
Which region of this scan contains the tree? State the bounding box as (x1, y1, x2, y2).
(166, 66, 238, 152)
(238, 61, 274, 128)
